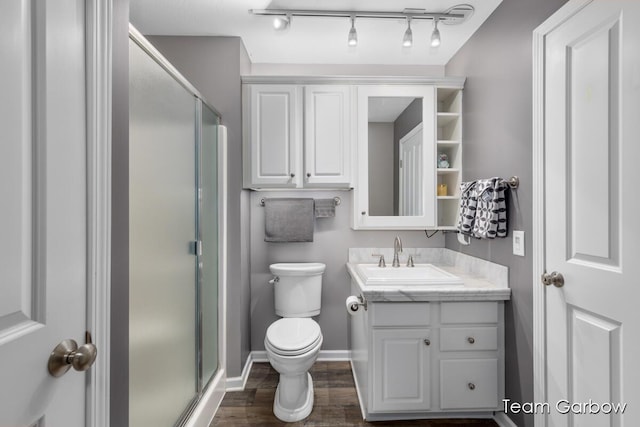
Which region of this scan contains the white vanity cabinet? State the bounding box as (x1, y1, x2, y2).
(350, 282, 505, 420)
(242, 82, 352, 189)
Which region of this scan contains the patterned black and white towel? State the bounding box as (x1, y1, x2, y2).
(471, 177, 508, 239)
(457, 181, 478, 236)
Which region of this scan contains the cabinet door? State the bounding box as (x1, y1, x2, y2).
(304, 85, 351, 186)
(245, 84, 301, 187)
(371, 328, 431, 412)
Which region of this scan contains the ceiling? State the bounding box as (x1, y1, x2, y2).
(129, 0, 503, 66)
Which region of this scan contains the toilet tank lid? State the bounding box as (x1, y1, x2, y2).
(269, 262, 326, 276)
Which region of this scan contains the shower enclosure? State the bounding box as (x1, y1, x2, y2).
(128, 27, 225, 426)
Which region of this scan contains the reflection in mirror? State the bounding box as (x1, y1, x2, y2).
(367, 97, 423, 216)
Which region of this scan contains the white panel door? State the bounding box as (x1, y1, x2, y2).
(399, 124, 424, 216)
(0, 0, 88, 425)
(371, 329, 431, 412)
(544, 1, 640, 426)
(304, 85, 351, 186)
(246, 84, 301, 188)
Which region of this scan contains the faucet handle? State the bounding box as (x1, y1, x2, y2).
(371, 253, 386, 268)
(406, 255, 415, 267)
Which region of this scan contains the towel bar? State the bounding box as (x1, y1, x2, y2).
(259, 196, 341, 207)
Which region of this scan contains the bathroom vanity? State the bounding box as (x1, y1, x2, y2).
(346, 248, 510, 421)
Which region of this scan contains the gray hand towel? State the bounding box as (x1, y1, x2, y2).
(314, 198, 336, 218)
(264, 198, 314, 242)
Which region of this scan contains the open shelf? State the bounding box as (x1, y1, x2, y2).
(435, 86, 463, 229)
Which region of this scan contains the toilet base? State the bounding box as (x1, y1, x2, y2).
(273, 372, 314, 422)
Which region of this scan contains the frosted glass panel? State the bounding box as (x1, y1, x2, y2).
(129, 39, 197, 427)
(200, 104, 219, 386)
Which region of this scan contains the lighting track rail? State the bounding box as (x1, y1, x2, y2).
(250, 8, 470, 23)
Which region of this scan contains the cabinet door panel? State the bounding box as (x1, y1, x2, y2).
(247, 85, 300, 187)
(304, 85, 350, 186)
(372, 329, 431, 412)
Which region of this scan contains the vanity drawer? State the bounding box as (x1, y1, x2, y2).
(440, 359, 498, 409)
(440, 327, 498, 351)
(371, 302, 431, 327)
(440, 302, 498, 324)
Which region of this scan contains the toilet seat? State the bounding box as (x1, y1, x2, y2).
(266, 318, 322, 356)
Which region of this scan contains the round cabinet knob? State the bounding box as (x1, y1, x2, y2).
(306, 172, 311, 178)
(423, 339, 431, 346)
(468, 382, 476, 390)
(541, 271, 565, 287)
(467, 337, 475, 344)
(290, 173, 295, 178)
(361, 211, 366, 215)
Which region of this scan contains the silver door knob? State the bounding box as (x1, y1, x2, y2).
(48, 334, 97, 377)
(541, 271, 565, 287)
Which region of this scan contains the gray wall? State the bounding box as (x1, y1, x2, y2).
(367, 123, 394, 216)
(250, 190, 444, 352)
(147, 36, 251, 377)
(444, 0, 566, 426)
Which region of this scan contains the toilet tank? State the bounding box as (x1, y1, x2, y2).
(269, 263, 325, 317)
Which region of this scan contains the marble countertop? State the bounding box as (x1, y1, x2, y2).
(347, 248, 511, 302)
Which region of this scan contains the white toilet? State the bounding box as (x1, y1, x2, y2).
(264, 262, 325, 422)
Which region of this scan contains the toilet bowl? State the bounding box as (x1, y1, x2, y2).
(265, 318, 323, 422)
(265, 263, 325, 422)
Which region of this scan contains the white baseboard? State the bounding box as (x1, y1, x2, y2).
(493, 412, 518, 427)
(226, 350, 351, 391)
(225, 353, 255, 391)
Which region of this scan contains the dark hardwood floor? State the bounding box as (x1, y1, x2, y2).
(211, 362, 499, 427)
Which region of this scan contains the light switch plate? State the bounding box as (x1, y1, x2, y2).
(513, 230, 525, 256)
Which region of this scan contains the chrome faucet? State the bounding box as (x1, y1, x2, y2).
(392, 236, 403, 267)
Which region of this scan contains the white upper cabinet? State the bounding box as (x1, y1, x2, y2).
(243, 84, 302, 188)
(243, 82, 352, 189)
(304, 85, 352, 186)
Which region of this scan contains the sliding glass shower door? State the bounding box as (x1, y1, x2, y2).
(129, 35, 221, 427)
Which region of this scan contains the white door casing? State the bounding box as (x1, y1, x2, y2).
(534, 1, 640, 426)
(0, 0, 111, 426)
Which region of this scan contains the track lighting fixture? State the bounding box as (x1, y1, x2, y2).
(251, 5, 475, 48)
(272, 14, 290, 31)
(348, 16, 358, 46)
(402, 17, 413, 47)
(431, 17, 441, 47)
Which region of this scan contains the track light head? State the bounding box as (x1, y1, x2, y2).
(273, 14, 290, 31)
(402, 17, 413, 47)
(431, 17, 441, 47)
(348, 16, 358, 46)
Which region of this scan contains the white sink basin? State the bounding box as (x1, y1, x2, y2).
(355, 263, 463, 286)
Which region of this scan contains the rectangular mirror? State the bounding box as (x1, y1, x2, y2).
(353, 86, 436, 229)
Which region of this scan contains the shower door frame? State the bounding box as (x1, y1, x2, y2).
(128, 26, 228, 427)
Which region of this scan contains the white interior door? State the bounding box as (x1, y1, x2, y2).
(0, 0, 89, 425)
(399, 124, 423, 216)
(544, 1, 640, 426)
